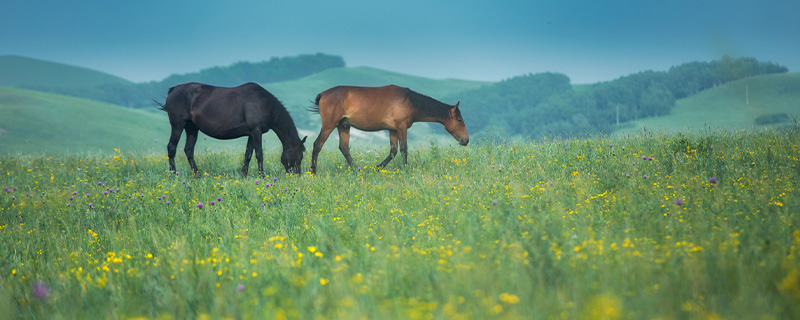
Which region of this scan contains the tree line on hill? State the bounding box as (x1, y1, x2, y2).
(20, 53, 345, 109)
(450, 56, 788, 139)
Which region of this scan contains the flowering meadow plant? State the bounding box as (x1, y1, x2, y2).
(0, 130, 798, 319)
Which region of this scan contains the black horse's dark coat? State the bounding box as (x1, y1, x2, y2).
(158, 82, 306, 175)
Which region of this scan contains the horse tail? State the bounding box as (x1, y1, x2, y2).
(306, 93, 322, 114)
(153, 99, 167, 112)
(154, 86, 179, 112)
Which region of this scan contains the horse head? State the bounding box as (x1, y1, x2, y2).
(443, 102, 469, 146)
(281, 136, 307, 174)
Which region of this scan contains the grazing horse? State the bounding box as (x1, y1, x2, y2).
(308, 85, 468, 173)
(157, 82, 306, 175)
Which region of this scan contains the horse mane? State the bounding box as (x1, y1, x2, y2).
(401, 87, 452, 119)
(261, 89, 305, 151)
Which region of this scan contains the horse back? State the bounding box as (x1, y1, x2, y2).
(316, 85, 414, 130)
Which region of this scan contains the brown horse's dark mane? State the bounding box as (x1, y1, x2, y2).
(401, 87, 452, 120)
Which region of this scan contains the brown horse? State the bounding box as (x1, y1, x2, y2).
(157, 82, 306, 175)
(308, 85, 468, 173)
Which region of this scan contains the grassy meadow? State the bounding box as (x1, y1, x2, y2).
(2, 128, 799, 319)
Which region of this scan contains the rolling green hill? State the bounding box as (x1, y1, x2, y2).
(0, 86, 168, 154)
(0, 86, 286, 155)
(0, 55, 132, 88)
(613, 72, 800, 135)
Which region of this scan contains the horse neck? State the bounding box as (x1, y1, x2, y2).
(413, 110, 449, 124)
(272, 114, 301, 149)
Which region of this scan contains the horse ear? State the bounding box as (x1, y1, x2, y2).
(453, 101, 460, 110)
(301, 136, 307, 143)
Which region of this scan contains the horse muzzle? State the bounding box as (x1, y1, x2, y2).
(459, 137, 469, 146)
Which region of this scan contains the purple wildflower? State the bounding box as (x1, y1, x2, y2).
(492, 200, 498, 206)
(642, 156, 647, 160)
(32, 281, 50, 300)
(273, 177, 278, 182)
(710, 177, 718, 184)
(69, 196, 74, 200)
(85, 193, 90, 197)
(73, 191, 78, 195)
(266, 183, 271, 187)
(88, 203, 93, 207)
(217, 197, 222, 202)
(197, 203, 203, 209)
(255, 180, 260, 184)
(675, 199, 683, 205)
(166, 201, 171, 205)
(210, 201, 216, 206)
(237, 284, 245, 292)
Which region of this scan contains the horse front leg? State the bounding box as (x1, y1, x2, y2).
(183, 127, 200, 175)
(377, 130, 398, 168)
(167, 127, 183, 172)
(242, 136, 254, 176)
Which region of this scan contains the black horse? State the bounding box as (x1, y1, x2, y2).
(157, 82, 306, 175)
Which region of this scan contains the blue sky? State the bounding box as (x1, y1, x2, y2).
(2, 0, 798, 84)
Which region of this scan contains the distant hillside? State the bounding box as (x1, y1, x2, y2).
(161, 53, 345, 87)
(0, 55, 132, 88)
(612, 72, 800, 135)
(0, 86, 286, 155)
(449, 56, 788, 139)
(0, 54, 347, 109)
(265, 66, 489, 109)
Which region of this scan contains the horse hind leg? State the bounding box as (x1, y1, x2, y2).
(310, 123, 336, 174)
(377, 130, 398, 168)
(183, 126, 200, 174)
(252, 131, 265, 176)
(242, 135, 255, 176)
(167, 126, 183, 172)
(337, 122, 355, 168)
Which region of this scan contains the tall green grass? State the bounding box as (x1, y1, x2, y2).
(1, 129, 799, 319)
